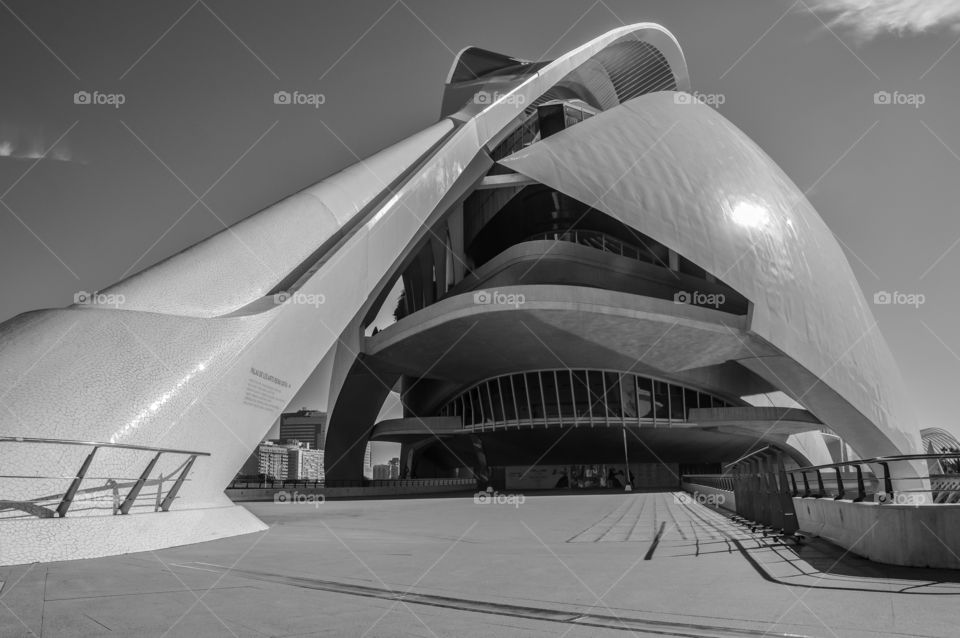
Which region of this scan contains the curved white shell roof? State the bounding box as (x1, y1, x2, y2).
(500, 92, 920, 459)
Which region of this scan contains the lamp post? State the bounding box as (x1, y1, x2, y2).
(623, 427, 632, 492)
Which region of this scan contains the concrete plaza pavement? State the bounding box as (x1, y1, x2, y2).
(2, 490, 959, 637)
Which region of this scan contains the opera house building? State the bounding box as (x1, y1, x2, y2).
(0, 24, 923, 564)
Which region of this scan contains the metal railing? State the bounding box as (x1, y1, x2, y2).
(0, 436, 210, 518)
(782, 453, 960, 503)
(682, 474, 735, 492)
(229, 478, 325, 490)
(227, 477, 475, 490)
(326, 478, 474, 489)
(526, 229, 655, 264)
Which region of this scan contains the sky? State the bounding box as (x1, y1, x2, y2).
(2, 0, 960, 454)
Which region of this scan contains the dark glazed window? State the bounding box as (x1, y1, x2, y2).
(526, 372, 544, 419)
(637, 377, 654, 419)
(653, 381, 669, 421)
(669, 384, 685, 421)
(621, 374, 638, 418)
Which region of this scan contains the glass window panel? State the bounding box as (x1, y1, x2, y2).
(526, 372, 543, 420)
(541, 371, 560, 418)
(489, 379, 505, 422)
(500, 377, 517, 421)
(637, 377, 654, 419)
(587, 371, 605, 419)
(572, 371, 590, 418)
(669, 384, 685, 421)
(621, 374, 638, 418)
(513, 374, 530, 421)
(470, 387, 482, 425)
(653, 381, 669, 420)
(484, 382, 498, 424)
(683, 388, 698, 419)
(556, 370, 575, 419)
(604, 372, 621, 417)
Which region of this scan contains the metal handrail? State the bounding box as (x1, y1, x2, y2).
(722, 446, 771, 470)
(0, 436, 211, 456)
(776, 453, 960, 503)
(0, 436, 209, 517)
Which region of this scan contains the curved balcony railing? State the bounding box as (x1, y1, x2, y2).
(0, 436, 210, 518)
(438, 368, 736, 429)
(524, 229, 659, 265)
(686, 453, 960, 504)
(780, 454, 960, 503)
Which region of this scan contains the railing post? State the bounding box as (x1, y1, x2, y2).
(802, 471, 811, 497)
(853, 464, 866, 502)
(120, 452, 162, 515)
(160, 455, 197, 512)
(815, 469, 826, 498)
(834, 466, 845, 500)
(789, 472, 798, 497)
(57, 446, 98, 518)
(879, 461, 893, 500)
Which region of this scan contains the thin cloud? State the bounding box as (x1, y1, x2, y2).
(0, 123, 80, 163)
(805, 0, 960, 40)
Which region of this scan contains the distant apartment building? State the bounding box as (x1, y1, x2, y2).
(288, 445, 324, 482)
(388, 457, 400, 479)
(240, 441, 289, 480)
(372, 464, 392, 480)
(279, 409, 327, 450)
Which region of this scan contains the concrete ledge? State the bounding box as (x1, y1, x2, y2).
(0, 504, 267, 566)
(794, 497, 960, 569)
(226, 483, 473, 502)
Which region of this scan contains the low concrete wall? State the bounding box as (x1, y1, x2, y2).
(680, 482, 736, 512)
(1, 504, 266, 566)
(227, 482, 473, 502)
(794, 497, 960, 569)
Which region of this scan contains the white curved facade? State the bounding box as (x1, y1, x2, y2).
(0, 24, 920, 564)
